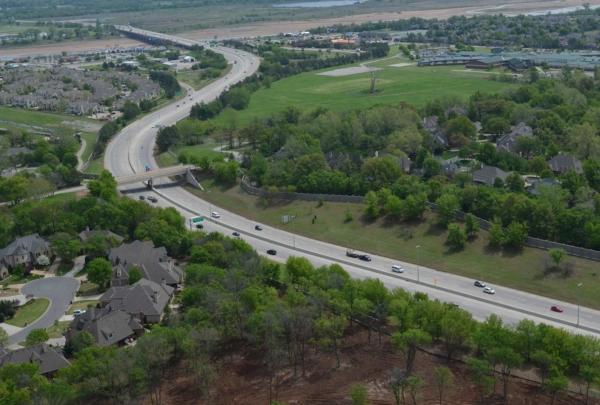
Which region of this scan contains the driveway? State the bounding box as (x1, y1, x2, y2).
(7, 276, 79, 345)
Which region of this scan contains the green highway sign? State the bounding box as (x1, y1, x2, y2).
(191, 216, 205, 223)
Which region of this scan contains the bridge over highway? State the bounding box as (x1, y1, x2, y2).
(114, 25, 204, 49)
(116, 164, 202, 189)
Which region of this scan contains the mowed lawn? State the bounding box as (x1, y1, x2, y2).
(212, 64, 514, 126)
(5, 298, 50, 327)
(191, 181, 600, 309)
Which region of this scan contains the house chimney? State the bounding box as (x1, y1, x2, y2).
(152, 290, 158, 303)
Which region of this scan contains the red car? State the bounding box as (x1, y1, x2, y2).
(551, 305, 564, 313)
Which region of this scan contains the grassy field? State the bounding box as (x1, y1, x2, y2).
(190, 180, 600, 309)
(77, 281, 100, 297)
(46, 321, 70, 339)
(5, 298, 50, 327)
(156, 142, 225, 167)
(211, 62, 514, 126)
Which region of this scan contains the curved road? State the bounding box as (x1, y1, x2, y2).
(105, 36, 600, 337)
(8, 277, 79, 345)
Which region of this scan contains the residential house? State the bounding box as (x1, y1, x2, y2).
(100, 278, 174, 324)
(0, 265, 8, 280)
(0, 344, 70, 376)
(78, 227, 124, 244)
(527, 178, 561, 196)
(472, 165, 509, 186)
(547, 153, 583, 175)
(423, 116, 448, 148)
(108, 240, 182, 288)
(496, 122, 533, 155)
(68, 307, 144, 346)
(0, 234, 51, 269)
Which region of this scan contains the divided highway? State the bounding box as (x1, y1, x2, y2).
(105, 31, 600, 337)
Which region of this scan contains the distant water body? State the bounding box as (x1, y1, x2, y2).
(273, 0, 364, 8)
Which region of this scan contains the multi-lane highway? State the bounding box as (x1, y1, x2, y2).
(105, 31, 600, 337)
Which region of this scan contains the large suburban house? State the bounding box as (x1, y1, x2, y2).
(68, 307, 144, 346)
(0, 234, 51, 270)
(496, 122, 533, 155)
(0, 344, 70, 376)
(472, 165, 509, 187)
(108, 240, 183, 288)
(547, 153, 583, 175)
(100, 278, 174, 324)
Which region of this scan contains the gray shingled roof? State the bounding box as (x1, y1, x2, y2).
(70, 307, 143, 346)
(78, 228, 125, 244)
(473, 165, 509, 186)
(100, 278, 174, 320)
(0, 343, 70, 375)
(0, 234, 50, 262)
(547, 153, 583, 174)
(109, 240, 182, 286)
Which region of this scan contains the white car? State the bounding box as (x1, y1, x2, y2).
(391, 265, 404, 273)
(483, 287, 496, 295)
(211, 211, 220, 218)
(73, 309, 86, 316)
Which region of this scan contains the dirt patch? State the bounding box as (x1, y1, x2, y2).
(153, 327, 594, 405)
(0, 37, 145, 59)
(318, 65, 380, 77)
(180, 0, 600, 41)
(390, 63, 416, 68)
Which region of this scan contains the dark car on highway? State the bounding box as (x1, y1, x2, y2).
(232, 231, 240, 237)
(255, 225, 263, 231)
(267, 249, 277, 255)
(474, 280, 486, 288)
(147, 196, 158, 203)
(359, 254, 371, 262)
(551, 305, 564, 313)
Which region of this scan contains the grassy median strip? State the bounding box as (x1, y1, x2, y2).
(5, 298, 50, 327)
(190, 181, 600, 309)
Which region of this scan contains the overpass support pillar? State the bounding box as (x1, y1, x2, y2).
(147, 178, 153, 190)
(186, 168, 204, 190)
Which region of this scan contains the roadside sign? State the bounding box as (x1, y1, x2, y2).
(191, 216, 205, 224)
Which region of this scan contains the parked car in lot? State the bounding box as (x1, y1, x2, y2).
(195, 224, 204, 229)
(232, 231, 240, 237)
(551, 305, 564, 313)
(483, 286, 496, 295)
(474, 280, 486, 288)
(211, 211, 220, 218)
(391, 265, 404, 273)
(147, 196, 158, 203)
(359, 254, 371, 262)
(267, 249, 277, 255)
(255, 225, 263, 231)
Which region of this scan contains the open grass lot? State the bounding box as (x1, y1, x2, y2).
(212, 63, 514, 126)
(191, 181, 600, 309)
(0, 106, 99, 133)
(46, 321, 70, 339)
(5, 298, 50, 327)
(80, 131, 98, 163)
(156, 142, 226, 167)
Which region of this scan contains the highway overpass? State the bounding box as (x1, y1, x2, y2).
(114, 25, 204, 49)
(116, 164, 202, 189)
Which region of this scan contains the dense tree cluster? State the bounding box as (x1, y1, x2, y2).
(149, 70, 181, 98)
(312, 8, 600, 50)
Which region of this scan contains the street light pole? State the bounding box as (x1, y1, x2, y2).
(577, 283, 583, 327)
(416, 245, 421, 283)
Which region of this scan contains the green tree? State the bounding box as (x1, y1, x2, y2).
(434, 366, 454, 405)
(392, 328, 432, 374)
(86, 257, 113, 290)
(25, 328, 49, 346)
(440, 309, 475, 361)
(0, 327, 8, 349)
(436, 193, 460, 226)
(466, 357, 495, 403)
(488, 219, 505, 248)
(544, 373, 568, 405)
(0, 175, 28, 205)
(128, 266, 143, 284)
(350, 384, 368, 405)
(88, 170, 117, 201)
(63, 330, 95, 357)
(156, 125, 180, 152)
(506, 172, 525, 192)
(50, 232, 82, 264)
(314, 314, 347, 368)
(465, 213, 480, 239)
(122, 100, 141, 121)
(548, 248, 566, 269)
(488, 347, 522, 399)
(446, 223, 466, 250)
(503, 221, 528, 249)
